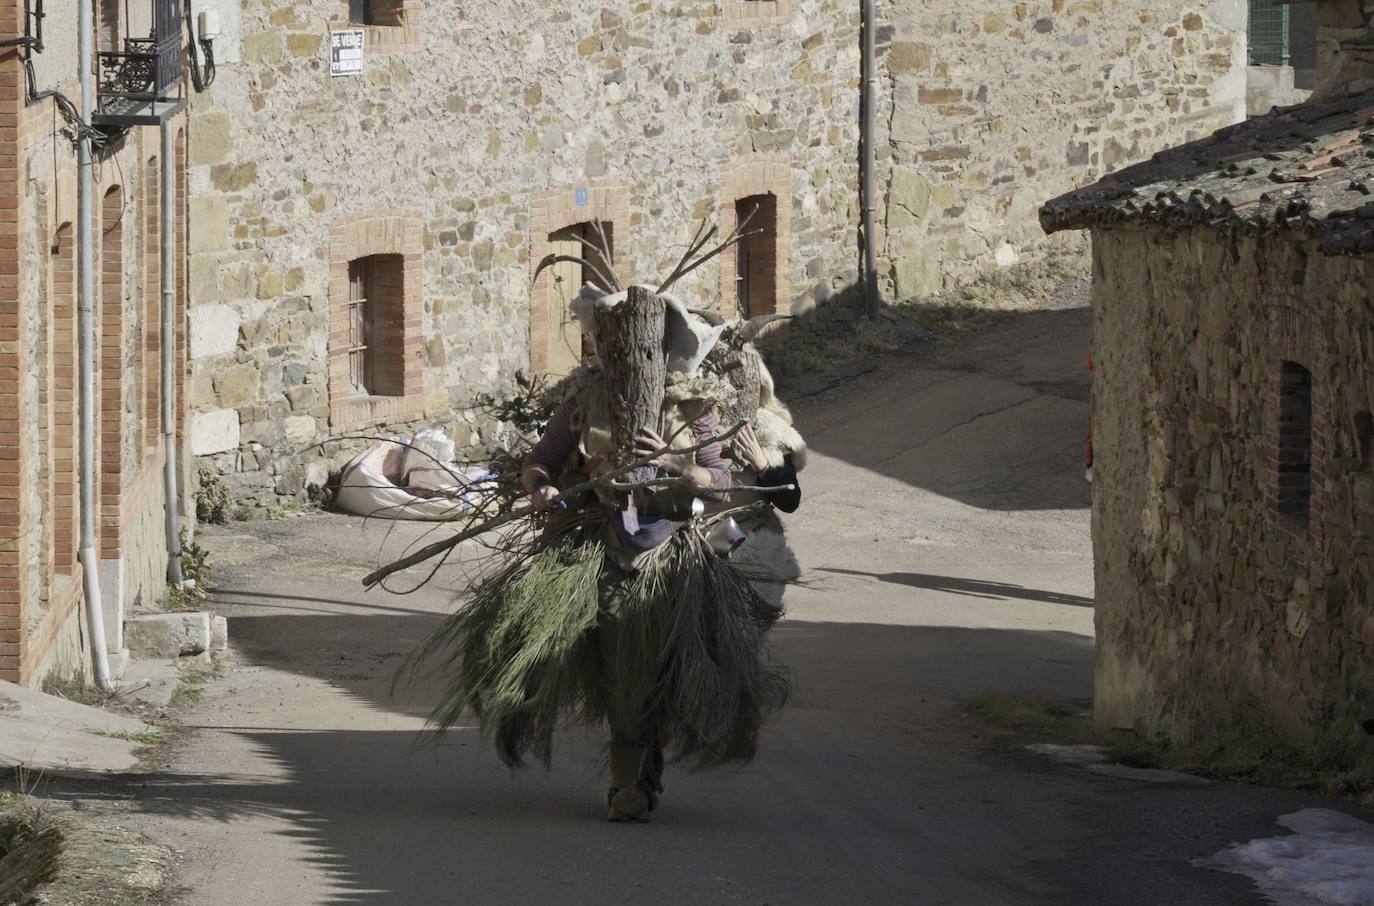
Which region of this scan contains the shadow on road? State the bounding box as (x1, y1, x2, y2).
(59, 620, 1295, 905)
(74, 622, 1099, 905)
(816, 567, 1093, 608)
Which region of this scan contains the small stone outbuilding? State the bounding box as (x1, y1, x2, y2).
(1040, 3, 1374, 743)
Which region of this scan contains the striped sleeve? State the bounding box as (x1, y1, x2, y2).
(523, 400, 579, 477)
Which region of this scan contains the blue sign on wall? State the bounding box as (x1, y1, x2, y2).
(575, 187, 589, 207)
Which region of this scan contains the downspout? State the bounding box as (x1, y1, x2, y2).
(77, 0, 112, 690)
(860, 0, 880, 320)
(160, 122, 184, 586)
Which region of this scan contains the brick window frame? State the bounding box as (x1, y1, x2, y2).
(142, 153, 159, 457)
(50, 224, 78, 580)
(99, 185, 125, 561)
(328, 210, 424, 432)
(1266, 306, 1329, 550)
(333, 0, 423, 53)
(719, 0, 794, 25)
(719, 155, 792, 319)
(528, 182, 630, 377)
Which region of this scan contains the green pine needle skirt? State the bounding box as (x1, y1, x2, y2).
(407, 526, 790, 769)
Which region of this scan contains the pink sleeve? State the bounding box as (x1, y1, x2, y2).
(691, 411, 732, 496)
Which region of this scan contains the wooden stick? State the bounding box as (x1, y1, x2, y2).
(571, 234, 621, 292)
(658, 204, 762, 292)
(531, 253, 614, 299)
(590, 219, 620, 290)
(608, 478, 797, 494)
(657, 221, 718, 292)
(360, 420, 748, 588)
(659, 229, 762, 292)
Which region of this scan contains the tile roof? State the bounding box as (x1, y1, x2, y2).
(1040, 90, 1374, 256)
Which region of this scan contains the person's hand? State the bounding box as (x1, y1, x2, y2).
(633, 427, 679, 473)
(529, 483, 561, 511)
(734, 423, 770, 472)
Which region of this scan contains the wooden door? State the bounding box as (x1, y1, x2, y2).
(547, 224, 590, 376)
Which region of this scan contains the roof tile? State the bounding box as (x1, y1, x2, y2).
(1041, 89, 1374, 255)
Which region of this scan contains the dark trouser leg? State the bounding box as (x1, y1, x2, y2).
(598, 561, 664, 804)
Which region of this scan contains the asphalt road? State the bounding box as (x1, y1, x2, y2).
(98, 305, 1358, 905)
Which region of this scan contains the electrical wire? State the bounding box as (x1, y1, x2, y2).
(183, 0, 215, 92)
(21, 50, 108, 150)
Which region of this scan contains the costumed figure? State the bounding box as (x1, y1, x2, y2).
(374, 219, 805, 822)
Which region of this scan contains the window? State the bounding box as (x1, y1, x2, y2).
(545, 222, 613, 377)
(349, 0, 406, 27)
(1276, 361, 1313, 527)
(719, 156, 792, 319)
(328, 212, 424, 432)
(733, 194, 777, 319)
(345, 254, 405, 397)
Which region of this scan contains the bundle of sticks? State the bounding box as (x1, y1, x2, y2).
(360, 211, 792, 594)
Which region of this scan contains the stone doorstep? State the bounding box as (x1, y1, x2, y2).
(119, 659, 180, 709)
(123, 612, 230, 659)
(0, 680, 157, 778)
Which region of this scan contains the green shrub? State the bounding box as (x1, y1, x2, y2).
(194, 468, 232, 525)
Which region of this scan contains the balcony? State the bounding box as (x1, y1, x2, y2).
(94, 0, 185, 128)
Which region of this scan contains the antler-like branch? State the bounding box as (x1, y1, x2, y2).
(531, 254, 614, 297)
(570, 234, 622, 293)
(658, 204, 764, 293)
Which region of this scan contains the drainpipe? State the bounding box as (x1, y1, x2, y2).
(77, 0, 112, 691)
(860, 0, 880, 320)
(160, 122, 185, 586)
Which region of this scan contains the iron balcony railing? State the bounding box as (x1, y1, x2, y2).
(94, 0, 185, 127)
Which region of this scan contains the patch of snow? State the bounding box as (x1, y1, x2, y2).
(1200, 809, 1374, 906)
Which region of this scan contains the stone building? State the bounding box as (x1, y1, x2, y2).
(874, 0, 1248, 299)
(1041, 1, 1374, 742)
(183, 0, 1249, 504)
(0, 0, 189, 685)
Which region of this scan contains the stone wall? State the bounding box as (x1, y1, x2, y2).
(11, 117, 186, 684)
(874, 0, 1247, 301)
(186, 0, 866, 503)
(0, 0, 189, 684)
(1091, 226, 1374, 742)
(186, 0, 1248, 504)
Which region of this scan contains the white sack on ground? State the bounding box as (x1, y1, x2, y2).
(335, 431, 495, 521)
(403, 426, 461, 493)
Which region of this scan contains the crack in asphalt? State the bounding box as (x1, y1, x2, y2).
(864, 389, 1045, 472)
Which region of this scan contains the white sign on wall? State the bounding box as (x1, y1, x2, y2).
(330, 30, 364, 76)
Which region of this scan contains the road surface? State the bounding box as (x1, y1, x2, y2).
(82, 305, 1364, 905)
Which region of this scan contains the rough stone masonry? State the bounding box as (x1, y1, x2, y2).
(185, 0, 1246, 505)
